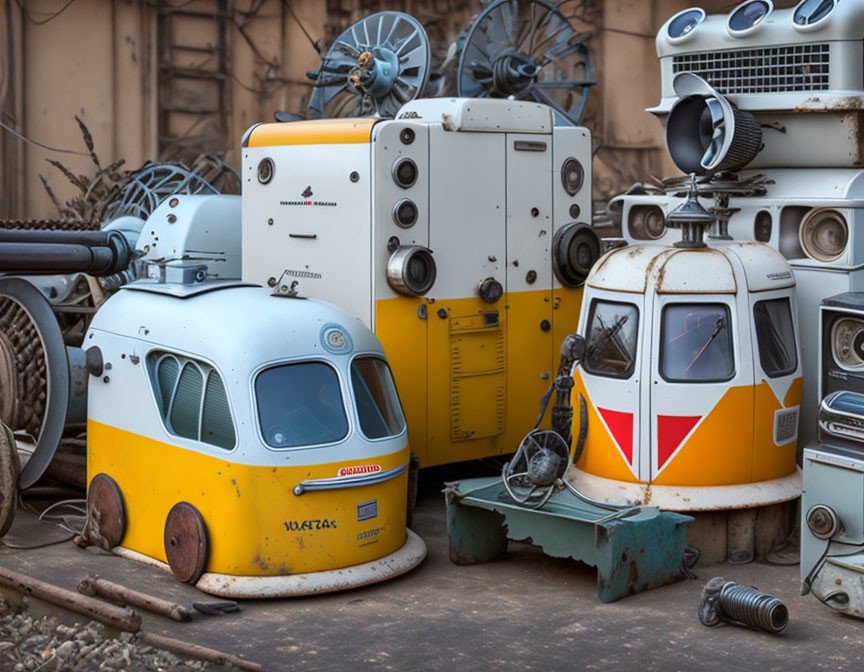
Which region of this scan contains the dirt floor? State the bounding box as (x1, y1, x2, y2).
(1, 466, 863, 672)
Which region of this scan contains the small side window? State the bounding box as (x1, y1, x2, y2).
(147, 351, 235, 450)
(170, 363, 203, 440)
(754, 298, 797, 378)
(583, 300, 640, 378)
(155, 355, 179, 414)
(351, 357, 406, 439)
(201, 371, 236, 449)
(661, 303, 734, 382)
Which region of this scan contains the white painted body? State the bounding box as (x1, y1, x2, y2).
(569, 241, 803, 510)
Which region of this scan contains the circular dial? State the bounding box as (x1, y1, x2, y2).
(832, 318, 864, 370)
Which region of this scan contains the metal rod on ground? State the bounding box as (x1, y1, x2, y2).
(136, 631, 263, 671)
(77, 576, 193, 623)
(0, 567, 141, 632)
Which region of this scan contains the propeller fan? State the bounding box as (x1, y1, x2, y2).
(457, 0, 595, 126)
(502, 429, 570, 509)
(306, 12, 431, 120)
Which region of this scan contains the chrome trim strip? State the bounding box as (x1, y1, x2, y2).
(293, 463, 408, 496)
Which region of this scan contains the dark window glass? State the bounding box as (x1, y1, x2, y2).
(147, 351, 235, 450)
(584, 300, 639, 378)
(754, 298, 797, 378)
(661, 304, 734, 382)
(201, 372, 236, 449)
(156, 356, 179, 413)
(170, 363, 203, 440)
(351, 358, 405, 439)
(256, 362, 348, 448)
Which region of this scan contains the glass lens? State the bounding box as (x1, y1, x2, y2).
(729, 1, 770, 31)
(794, 0, 834, 25)
(668, 9, 703, 38)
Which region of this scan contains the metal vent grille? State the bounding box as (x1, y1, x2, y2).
(672, 44, 830, 94)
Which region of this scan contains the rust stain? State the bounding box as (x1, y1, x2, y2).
(231, 478, 241, 498)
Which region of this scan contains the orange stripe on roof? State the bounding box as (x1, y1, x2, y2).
(247, 118, 377, 146)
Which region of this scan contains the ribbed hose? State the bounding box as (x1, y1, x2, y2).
(719, 582, 789, 633)
(700, 577, 789, 634)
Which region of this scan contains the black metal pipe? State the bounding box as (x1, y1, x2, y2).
(0, 230, 132, 276)
(0, 229, 113, 246)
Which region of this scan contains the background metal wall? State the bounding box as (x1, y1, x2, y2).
(0, 0, 795, 220)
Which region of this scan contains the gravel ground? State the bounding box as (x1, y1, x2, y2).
(0, 599, 227, 672)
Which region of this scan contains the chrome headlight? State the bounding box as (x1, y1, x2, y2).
(628, 205, 665, 240)
(386, 246, 436, 297)
(806, 504, 841, 540)
(560, 158, 584, 196)
(831, 318, 864, 370)
(799, 208, 848, 262)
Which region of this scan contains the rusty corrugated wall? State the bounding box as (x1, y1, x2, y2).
(0, 0, 792, 221)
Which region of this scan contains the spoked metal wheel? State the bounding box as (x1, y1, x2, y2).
(457, 0, 595, 126)
(502, 429, 570, 509)
(307, 11, 431, 120)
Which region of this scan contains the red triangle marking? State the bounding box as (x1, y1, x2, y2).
(597, 408, 634, 465)
(657, 415, 701, 470)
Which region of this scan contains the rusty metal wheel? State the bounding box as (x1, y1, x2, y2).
(0, 421, 19, 538)
(164, 502, 209, 584)
(84, 473, 126, 550)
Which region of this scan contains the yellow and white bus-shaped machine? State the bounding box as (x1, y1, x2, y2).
(568, 183, 803, 513)
(82, 273, 426, 597)
(240, 98, 600, 469)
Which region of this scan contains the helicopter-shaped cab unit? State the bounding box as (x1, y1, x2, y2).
(568, 180, 803, 511)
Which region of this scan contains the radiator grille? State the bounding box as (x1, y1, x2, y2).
(672, 44, 830, 94)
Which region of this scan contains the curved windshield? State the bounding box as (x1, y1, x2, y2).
(255, 362, 348, 448)
(351, 357, 406, 439)
(661, 303, 734, 382)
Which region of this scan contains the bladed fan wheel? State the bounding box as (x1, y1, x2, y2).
(457, 0, 595, 126)
(502, 429, 570, 509)
(307, 11, 431, 120)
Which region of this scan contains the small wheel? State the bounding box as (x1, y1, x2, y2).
(0, 421, 19, 538)
(164, 502, 209, 584)
(85, 473, 126, 550)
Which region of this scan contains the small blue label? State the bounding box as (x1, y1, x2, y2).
(357, 499, 377, 522)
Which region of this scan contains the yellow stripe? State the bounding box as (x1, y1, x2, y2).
(87, 420, 407, 576)
(247, 119, 377, 147)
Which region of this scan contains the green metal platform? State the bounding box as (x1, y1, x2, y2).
(445, 477, 693, 603)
